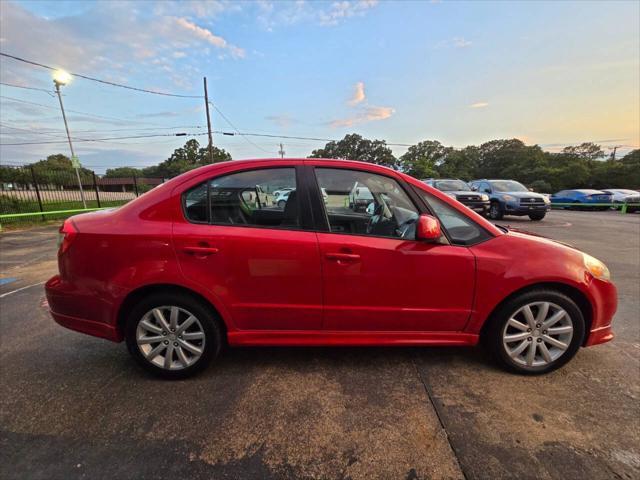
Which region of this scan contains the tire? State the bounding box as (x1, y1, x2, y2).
(125, 291, 222, 379)
(529, 212, 546, 221)
(488, 201, 504, 220)
(484, 289, 585, 375)
(277, 200, 286, 209)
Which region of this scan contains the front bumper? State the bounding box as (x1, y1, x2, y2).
(584, 277, 617, 347)
(461, 200, 489, 212)
(504, 203, 550, 215)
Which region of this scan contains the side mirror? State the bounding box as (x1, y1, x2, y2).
(529, 187, 534, 192)
(416, 214, 442, 242)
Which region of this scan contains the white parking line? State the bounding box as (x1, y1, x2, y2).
(0, 281, 46, 299)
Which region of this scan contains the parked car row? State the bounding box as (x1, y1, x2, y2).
(424, 178, 550, 221)
(425, 179, 639, 220)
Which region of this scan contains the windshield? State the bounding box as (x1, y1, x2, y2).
(435, 180, 470, 191)
(491, 181, 528, 192)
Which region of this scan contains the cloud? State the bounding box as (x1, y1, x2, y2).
(257, 0, 378, 30)
(348, 81, 366, 106)
(0, 2, 246, 94)
(330, 105, 395, 128)
(452, 37, 472, 48)
(470, 102, 489, 108)
(318, 0, 379, 26)
(173, 17, 245, 58)
(265, 115, 293, 128)
(435, 36, 473, 49)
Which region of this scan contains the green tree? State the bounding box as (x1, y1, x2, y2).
(561, 142, 605, 161)
(399, 140, 452, 178)
(309, 133, 397, 169)
(104, 167, 143, 178)
(143, 139, 232, 178)
(436, 146, 479, 180)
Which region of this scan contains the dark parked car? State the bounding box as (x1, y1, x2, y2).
(423, 179, 489, 215)
(550, 190, 613, 210)
(469, 179, 550, 221)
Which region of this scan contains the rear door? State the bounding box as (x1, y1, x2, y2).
(309, 165, 476, 332)
(173, 165, 323, 330)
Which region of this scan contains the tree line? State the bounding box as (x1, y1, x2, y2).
(2, 135, 638, 193)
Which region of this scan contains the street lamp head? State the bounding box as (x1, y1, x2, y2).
(53, 69, 72, 86)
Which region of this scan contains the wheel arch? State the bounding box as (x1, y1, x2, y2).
(479, 282, 593, 346)
(116, 283, 229, 342)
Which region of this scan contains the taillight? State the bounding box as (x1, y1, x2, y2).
(58, 219, 77, 255)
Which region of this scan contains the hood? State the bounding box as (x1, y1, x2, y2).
(501, 225, 576, 250)
(501, 191, 545, 199)
(444, 190, 482, 196)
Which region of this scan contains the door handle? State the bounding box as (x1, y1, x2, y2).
(325, 253, 360, 262)
(183, 246, 219, 256)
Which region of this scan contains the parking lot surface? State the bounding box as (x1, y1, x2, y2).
(1, 210, 638, 479)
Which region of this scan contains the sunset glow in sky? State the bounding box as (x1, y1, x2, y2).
(1, 0, 638, 171)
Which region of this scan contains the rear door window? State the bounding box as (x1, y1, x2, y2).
(183, 167, 307, 229)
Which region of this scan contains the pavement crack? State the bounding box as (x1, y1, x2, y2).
(412, 352, 469, 480)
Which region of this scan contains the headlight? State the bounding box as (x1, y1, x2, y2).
(503, 195, 516, 202)
(583, 253, 610, 281)
(480, 194, 489, 201)
(543, 196, 550, 204)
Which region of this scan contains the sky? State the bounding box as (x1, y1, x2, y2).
(0, 0, 638, 173)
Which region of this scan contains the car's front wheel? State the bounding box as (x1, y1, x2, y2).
(488, 201, 504, 220)
(485, 289, 585, 374)
(529, 212, 546, 221)
(125, 292, 222, 379)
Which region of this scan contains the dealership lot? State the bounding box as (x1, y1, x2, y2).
(1, 210, 638, 479)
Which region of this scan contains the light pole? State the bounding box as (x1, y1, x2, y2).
(53, 69, 86, 208)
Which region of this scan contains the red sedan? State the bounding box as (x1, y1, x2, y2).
(45, 159, 617, 378)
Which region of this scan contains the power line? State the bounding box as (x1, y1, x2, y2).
(0, 95, 179, 126)
(0, 132, 207, 146)
(208, 102, 271, 153)
(0, 52, 202, 98)
(0, 81, 55, 95)
(0, 120, 206, 135)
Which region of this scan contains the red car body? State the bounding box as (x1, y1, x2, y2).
(45, 159, 616, 350)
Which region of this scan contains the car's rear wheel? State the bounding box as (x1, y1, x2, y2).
(125, 292, 222, 379)
(488, 201, 504, 220)
(485, 289, 585, 374)
(529, 212, 546, 221)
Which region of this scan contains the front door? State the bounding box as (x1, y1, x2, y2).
(312, 166, 475, 332)
(174, 166, 323, 330)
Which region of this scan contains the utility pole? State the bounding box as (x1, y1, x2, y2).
(278, 142, 285, 159)
(203, 77, 214, 163)
(610, 146, 620, 161)
(53, 73, 86, 208)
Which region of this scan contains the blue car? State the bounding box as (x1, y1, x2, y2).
(469, 179, 550, 221)
(550, 189, 613, 210)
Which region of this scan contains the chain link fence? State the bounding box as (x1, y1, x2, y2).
(0, 165, 164, 225)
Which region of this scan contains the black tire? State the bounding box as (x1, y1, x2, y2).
(125, 291, 222, 379)
(484, 289, 585, 375)
(277, 200, 286, 209)
(488, 201, 504, 220)
(529, 212, 546, 221)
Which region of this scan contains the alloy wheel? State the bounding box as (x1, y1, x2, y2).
(502, 301, 573, 368)
(136, 306, 206, 370)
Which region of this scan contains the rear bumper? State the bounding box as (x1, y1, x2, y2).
(49, 310, 120, 341)
(45, 275, 122, 342)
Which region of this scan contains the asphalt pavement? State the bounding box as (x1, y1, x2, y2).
(1, 210, 638, 479)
